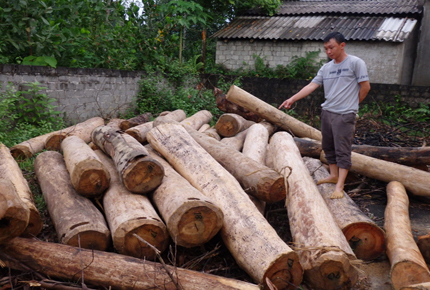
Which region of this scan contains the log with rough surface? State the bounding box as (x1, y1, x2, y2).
(295, 137, 430, 166)
(34, 151, 110, 251)
(91, 125, 164, 194)
(385, 181, 430, 290)
(61, 136, 110, 198)
(242, 122, 275, 165)
(304, 157, 386, 261)
(266, 132, 358, 290)
(417, 234, 430, 264)
(44, 117, 105, 151)
(215, 91, 262, 122)
(146, 146, 224, 248)
(226, 85, 322, 141)
(185, 126, 286, 203)
(0, 144, 30, 243)
(220, 129, 248, 151)
(96, 150, 169, 260)
(125, 121, 153, 143)
(401, 282, 430, 290)
(146, 123, 303, 290)
(119, 112, 152, 130)
(321, 151, 430, 198)
(0, 237, 260, 290)
(215, 113, 255, 137)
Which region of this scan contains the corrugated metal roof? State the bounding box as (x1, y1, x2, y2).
(211, 16, 417, 42)
(246, 0, 423, 16)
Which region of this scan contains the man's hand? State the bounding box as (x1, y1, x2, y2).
(278, 98, 294, 110)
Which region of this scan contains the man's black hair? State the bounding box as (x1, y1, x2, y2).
(323, 32, 345, 44)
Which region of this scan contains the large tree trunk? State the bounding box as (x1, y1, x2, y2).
(295, 137, 430, 166)
(91, 125, 164, 194)
(61, 136, 111, 198)
(34, 151, 110, 250)
(320, 151, 430, 198)
(119, 112, 152, 131)
(226, 85, 322, 141)
(215, 113, 255, 137)
(185, 126, 286, 203)
(267, 132, 358, 290)
(385, 181, 430, 290)
(44, 117, 105, 151)
(146, 123, 303, 290)
(95, 150, 169, 260)
(0, 237, 260, 290)
(0, 144, 30, 243)
(303, 157, 386, 261)
(146, 146, 224, 248)
(215, 90, 263, 122)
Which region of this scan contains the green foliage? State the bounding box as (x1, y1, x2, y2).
(20, 55, 57, 67)
(0, 82, 64, 147)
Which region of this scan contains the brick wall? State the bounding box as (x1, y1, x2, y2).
(0, 64, 143, 124)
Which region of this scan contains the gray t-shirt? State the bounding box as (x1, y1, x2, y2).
(312, 55, 369, 114)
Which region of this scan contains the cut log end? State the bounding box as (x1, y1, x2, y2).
(122, 157, 164, 194)
(263, 252, 303, 290)
(266, 177, 287, 203)
(45, 133, 67, 151)
(215, 115, 241, 137)
(0, 211, 30, 244)
(176, 205, 222, 248)
(10, 146, 33, 159)
(343, 222, 386, 261)
(125, 130, 144, 143)
(65, 230, 111, 251)
(74, 168, 110, 198)
(391, 261, 430, 290)
(21, 209, 43, 238)
(123, 224, 169, 260)
(304, 251, 358, 290)
(417, 234, 430, 264)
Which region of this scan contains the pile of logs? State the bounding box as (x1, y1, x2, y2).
(1, 85, 430, 290)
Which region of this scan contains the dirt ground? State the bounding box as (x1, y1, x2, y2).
(1, 116, 430, 289)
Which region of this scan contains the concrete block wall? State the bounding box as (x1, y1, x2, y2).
(216, 39, 408, 85)
(0, 65, 143, 124)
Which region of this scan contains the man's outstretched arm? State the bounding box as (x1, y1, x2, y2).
(278, 82, 320, 109)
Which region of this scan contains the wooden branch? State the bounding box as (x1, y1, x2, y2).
(226, 85, 322, 141)
(385, 181, 430, 290)
(0, 237, 260, 290)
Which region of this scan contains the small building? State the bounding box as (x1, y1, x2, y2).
(212, 0, 429, 85)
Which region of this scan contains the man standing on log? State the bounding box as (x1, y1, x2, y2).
(278, 31, 371, 199)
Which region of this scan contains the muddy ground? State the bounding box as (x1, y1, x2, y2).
(1, 116, 429, 289)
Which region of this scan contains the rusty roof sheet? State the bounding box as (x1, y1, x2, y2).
(211, 16, 418, 42)
(247, 0, 423, 16)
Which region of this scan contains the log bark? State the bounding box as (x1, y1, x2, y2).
(0, 144, 30, 243)
(91, 125, 164, 194)
(146, 123, 303, 290)
(95, 150, 169, 260)
(0, 237, 260, 290)
(61, 136, 110, 198)
(215, 91, 263, 122)
(226, 85, 322, 141)
(220, 129, 248, 151)
(34, 151, 110, 251)
(146, 146, 224, 248)
(303, 157, 386, 261)
(401, 282, 430, 290)
(215, 113, 255, 137)
(44, 117, 105, 151)
(9, 131, 54, 159)
(185, 127, 286, 203)
(385, 181, 430, 290)
(267, 132, 358, 290)
(203, 127, 221, 140)
(125, 121, 153, 143)
(180, 110, 213, 130)
(106, 118, 126, 131)
(242, 122, 274, 165)
(198, 123, 211, 132)
(295, 137, 430, 166)
(119, 112, 152, 131)
(321, 151, 430, 198)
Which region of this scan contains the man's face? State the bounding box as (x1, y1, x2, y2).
(324, 38, 345, 60)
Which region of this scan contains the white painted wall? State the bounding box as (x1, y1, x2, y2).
(215, 39, 409, 84)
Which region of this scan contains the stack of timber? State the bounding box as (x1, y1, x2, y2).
(3, 85, 430, 289)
